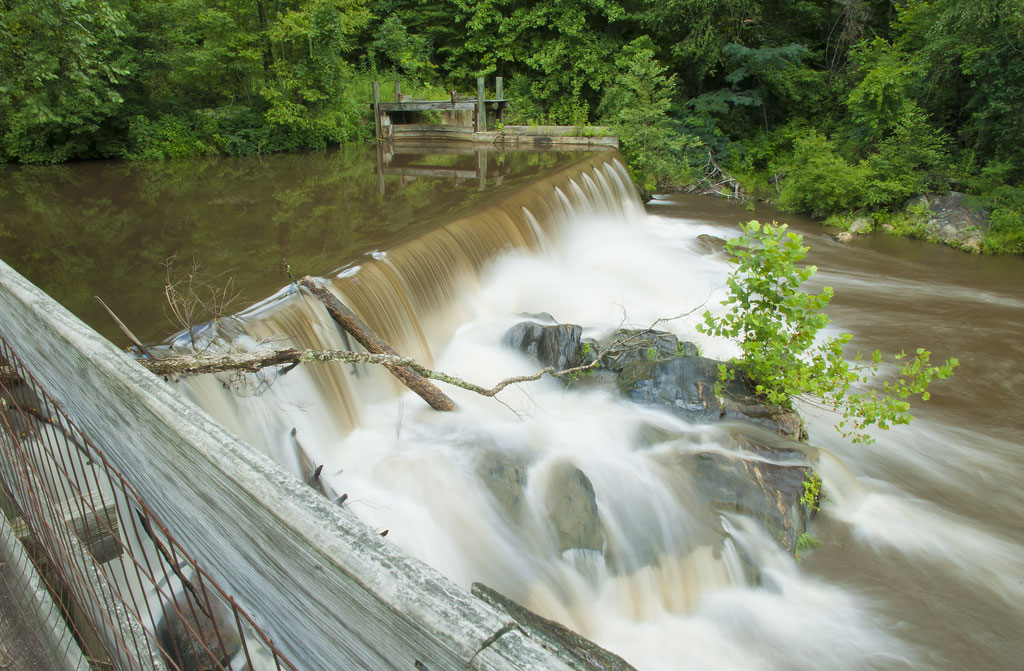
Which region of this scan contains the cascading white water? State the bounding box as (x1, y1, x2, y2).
(176, 154, 1024, 671)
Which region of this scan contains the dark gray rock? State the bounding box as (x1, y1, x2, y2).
(502, 321, 583, 371)
(158, 592, 241, 671)
(617, 356, 803, 439)
(690, 431, 814, 554)
(544, 461, 604, 553)
(598, 328, 693, 371)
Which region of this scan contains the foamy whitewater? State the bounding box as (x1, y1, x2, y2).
(178, 156, 1024, 670)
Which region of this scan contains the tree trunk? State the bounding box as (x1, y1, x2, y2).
(299, 276, 457, 411)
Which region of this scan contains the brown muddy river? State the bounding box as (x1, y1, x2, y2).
(2, 147, 1022, 670)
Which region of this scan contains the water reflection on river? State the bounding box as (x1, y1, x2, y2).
(0, 146, 591, 343)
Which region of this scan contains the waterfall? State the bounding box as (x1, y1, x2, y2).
(176, 152, 917, 671)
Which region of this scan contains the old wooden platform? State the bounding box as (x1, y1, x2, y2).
(371, 78, 618, 149)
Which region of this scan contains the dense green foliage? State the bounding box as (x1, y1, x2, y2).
(2, 0, 1022, 251)
(698, 221, 958, 444)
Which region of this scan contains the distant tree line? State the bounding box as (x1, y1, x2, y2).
(1, 0, 1021, 252)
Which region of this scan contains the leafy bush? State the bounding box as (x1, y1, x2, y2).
(982, 204, 1024, 255)
(599, 38, 700, 191)
(777, 132, 871, 216)
(698, 221, 958, 443)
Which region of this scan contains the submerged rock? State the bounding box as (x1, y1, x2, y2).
(695, 233, 727, 254)
(543, 460, 604, 553)
(500, 317, 816, 555)
(690, 432, 815, 554)
(477, 449, 529, 522)
(617, 356, 804, 439)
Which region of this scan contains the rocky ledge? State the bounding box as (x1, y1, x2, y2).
(498, 316, 819, 557)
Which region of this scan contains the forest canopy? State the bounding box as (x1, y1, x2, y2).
(1, 0, 1021, 252)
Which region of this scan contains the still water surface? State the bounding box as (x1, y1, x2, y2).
(2, 148, 1022, 670)
(0, 145, 588, 343)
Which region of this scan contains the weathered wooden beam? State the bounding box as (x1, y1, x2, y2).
(477, 77, 487, 132)
(495, 77, 504, 124)
(471, 583, 637, 671)
(376, 101, 478, 112)
(371, 80, 382, 140)
(394, 80, 401, 102)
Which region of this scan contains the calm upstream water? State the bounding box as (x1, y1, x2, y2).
(2, 148, 1022, 670)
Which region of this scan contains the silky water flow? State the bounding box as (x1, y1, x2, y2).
(176, 155, 1024, 671)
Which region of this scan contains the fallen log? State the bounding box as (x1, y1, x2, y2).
(298, 276, 457, 411)
(137, 347, 600, 398)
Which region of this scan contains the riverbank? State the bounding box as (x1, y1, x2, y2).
(654, 178, 1022, 257)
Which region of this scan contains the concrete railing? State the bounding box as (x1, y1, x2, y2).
(0, 259, 629, 670)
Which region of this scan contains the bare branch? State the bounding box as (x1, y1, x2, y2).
(137, 348, 605, 398)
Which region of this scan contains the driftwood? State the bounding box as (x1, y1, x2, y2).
(686, 150, 745, 200)
(95, 296, 154, 358)
(298, 276, 456, 411)
(138, 347, 601, 398)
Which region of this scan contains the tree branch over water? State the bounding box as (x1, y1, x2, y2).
(137, 347, 604, 398)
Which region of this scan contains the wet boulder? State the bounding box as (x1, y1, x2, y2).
(617, 356, 803, 439)
(598, 328, 696, 371)
(477, 450, 529, 522)
(157, 592, 241, 671)
(543, 461, 604, 553)
(690, 432, 815, 555)
(502, 320, 584, 371)
(695, 234, 727, 254)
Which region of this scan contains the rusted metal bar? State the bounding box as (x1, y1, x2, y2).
(0, 339, 299, 671)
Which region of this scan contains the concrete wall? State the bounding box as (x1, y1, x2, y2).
(0, 260, 583, 671)
(0, 510, 89, 671)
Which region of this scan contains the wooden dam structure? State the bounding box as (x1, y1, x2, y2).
(371, 77, 618, 148)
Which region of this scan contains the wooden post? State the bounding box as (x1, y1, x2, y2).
(394, 80, 402, 102)
(495, 76, 504, 125)
(477, 76, 487, 133)
(477, 149, 487, 191)
(371, 80, 382, 141)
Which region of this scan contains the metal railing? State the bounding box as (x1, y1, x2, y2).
(0, 335, 298, 671)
